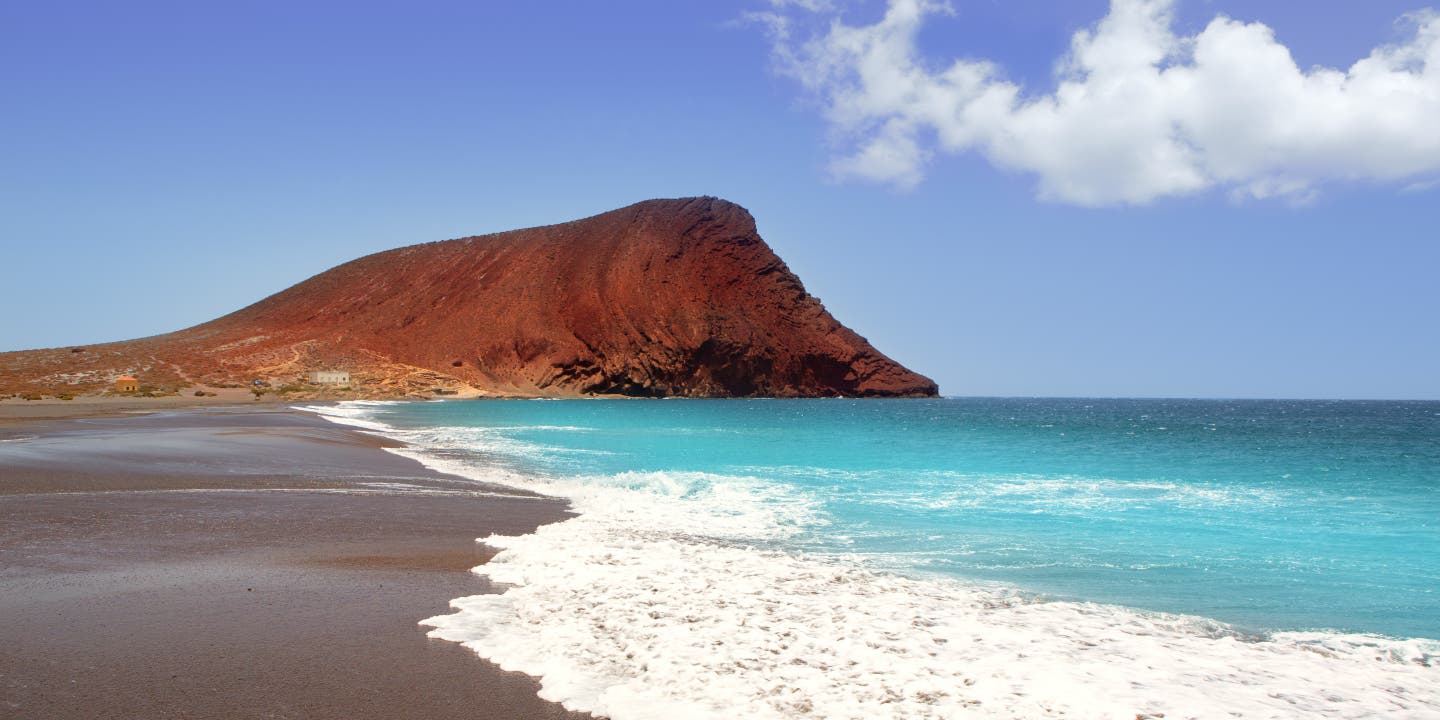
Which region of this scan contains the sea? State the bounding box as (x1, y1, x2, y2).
(305, 398, 1440, 719)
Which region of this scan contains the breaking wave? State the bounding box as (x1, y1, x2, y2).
(306, 402, 1440, 719)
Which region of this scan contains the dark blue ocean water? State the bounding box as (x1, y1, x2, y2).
(353, 397, 1440, 639)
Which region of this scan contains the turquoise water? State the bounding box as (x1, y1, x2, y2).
(357, 397, 1440, 639)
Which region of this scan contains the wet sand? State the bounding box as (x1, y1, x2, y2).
(0, 406, 592, 719)
(0, 390, 277, 426)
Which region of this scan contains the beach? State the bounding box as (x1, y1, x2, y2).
(0, 402, 591, 720)
(6, 398, 1438, 719)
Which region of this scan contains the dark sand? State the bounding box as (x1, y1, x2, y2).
(0, 406, 592, 719)
(0, 390, 283, 427)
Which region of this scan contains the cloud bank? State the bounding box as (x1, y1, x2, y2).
(757, 0, 1440, 205)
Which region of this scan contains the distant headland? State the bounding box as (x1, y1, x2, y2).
(0, 197, 937, 400)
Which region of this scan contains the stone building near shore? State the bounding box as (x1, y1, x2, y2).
(308, 370, 350, 385)
(115, 376, 139, 393)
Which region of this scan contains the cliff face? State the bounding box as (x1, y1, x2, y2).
(1, 197, 938, 398)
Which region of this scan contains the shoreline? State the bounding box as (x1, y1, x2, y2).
(330, 399, 1440, 719)
(11, 399, 1437, 718)
(0, 403, 593, 719)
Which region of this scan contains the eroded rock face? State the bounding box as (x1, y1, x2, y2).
(1, 197, 938, 398)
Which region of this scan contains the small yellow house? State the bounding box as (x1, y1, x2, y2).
(115, 376, 139, 393)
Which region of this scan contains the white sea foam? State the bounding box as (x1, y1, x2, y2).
(423, 523, 1440, 719)
(310, 402, 1440, 720)
(298, 406, 609, 467)
(295, 402, 402, 431)
(742, 466, 1288, 514)
(486, 425, 596, 432)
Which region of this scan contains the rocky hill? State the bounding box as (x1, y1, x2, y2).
(1, 197, 937, 399)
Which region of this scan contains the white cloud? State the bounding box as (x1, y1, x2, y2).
(761, 0, 1440, 205)
(741, 0, 837, 42)
(1403, 177, 1440, 193)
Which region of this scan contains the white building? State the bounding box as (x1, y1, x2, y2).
(308, 370, 351, 385)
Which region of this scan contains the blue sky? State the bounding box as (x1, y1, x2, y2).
(2, 0, 1436, 398)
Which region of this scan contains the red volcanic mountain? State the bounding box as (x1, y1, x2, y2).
(1, 198, 937, 398)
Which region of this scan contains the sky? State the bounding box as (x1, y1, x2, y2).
(2, 0, 1437, 399)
